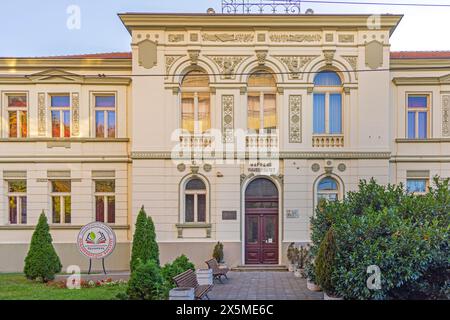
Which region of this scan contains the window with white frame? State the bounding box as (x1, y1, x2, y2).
(317, 177, 340, 202)
(247, 70, 277, 134)
(94, 180, 115, 223)
(50, 95, 71, 138)
(7, 94, 28, 138)
(7, 180, 27, 224)
(313, 71, 343, 135)
(181, 70, 211, 134)
(184, 178, 207, 223)
(94, 94, 116, 138)
(51, 180, 71, 224)
(407, 94, 430, 139)
(6, 93, 28, 138)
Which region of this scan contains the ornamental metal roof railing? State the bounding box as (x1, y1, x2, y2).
(222, 0, 303, 14)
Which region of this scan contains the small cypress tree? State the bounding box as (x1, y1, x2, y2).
(147, 215, 160, 266)
(315, 228, 337, 295)
(130, 206, 150, 272)
(24, 211, 62, 282)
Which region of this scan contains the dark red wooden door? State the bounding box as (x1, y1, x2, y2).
(245, 178, 279, 265)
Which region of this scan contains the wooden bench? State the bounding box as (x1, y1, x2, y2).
(205, 259, 229, 283)
(173, 269, 213, 300)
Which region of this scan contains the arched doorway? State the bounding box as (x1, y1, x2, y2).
(245, 178, 279, 264)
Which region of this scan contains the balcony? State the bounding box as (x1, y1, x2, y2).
(312, 134, 344, 148)
(246, 135, 279, 149)
(179, 135, 214, 149)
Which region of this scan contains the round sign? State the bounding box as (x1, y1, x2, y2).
(77, 222, 116, 259)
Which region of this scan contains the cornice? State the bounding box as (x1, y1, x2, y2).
(392, 74, 450, 86)
(0, 58, 131, 70)
(131, 151, 391, 160)
(119, 13, 403, 36)
(395, 138, 450, 143)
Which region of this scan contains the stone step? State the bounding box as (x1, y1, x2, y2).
(231, 265, 288, 272)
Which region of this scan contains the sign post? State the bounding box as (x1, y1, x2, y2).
(77, 222, 116, 275)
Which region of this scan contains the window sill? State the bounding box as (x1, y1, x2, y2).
(175, 223, 212, 238)
(0, 138, 129, 143)
(396, 138, 450, 143)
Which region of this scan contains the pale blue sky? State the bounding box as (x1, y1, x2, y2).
(1, 0, 449, 57)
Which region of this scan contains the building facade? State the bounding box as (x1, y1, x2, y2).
(0, 13, 449, 272)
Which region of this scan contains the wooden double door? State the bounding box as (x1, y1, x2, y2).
(245, 178, 279, 265)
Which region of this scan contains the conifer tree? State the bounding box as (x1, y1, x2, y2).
(24, 211, 62, 282)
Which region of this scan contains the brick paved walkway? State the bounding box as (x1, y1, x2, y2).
(208, 272, 323, 300)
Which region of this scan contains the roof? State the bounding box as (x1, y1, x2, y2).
(390, 51, 450, 60)
(0, 52, 132, 60)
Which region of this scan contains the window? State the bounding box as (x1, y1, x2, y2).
(184, 178, 207, 223)
(247, 71, 277, 134)
(7, 94, 28, 138)
(181, 70, 210, 134)
(406, 179, 429, 194)
(8, 180, 27, 224)
(51, 180, 71, 224)
(94, 180, 115, 223)
(313, 71, 343, 134)
(51, 95, 71, 138)
(407, 95, 430, 139)
(317, 177, 339, 202)
(95, 95, 116, 138)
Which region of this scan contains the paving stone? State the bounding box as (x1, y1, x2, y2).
(208, 271, 323, 300)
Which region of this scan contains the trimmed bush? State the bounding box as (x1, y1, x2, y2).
(213, 242, 224, 263)
(315, 228, 337, 295)
(24, 212, 62, 282)
(126, 259, 165, 300)
(130, 206, 160, 272)
(161, 254, 195, 291)
(309, 177, 450, 300)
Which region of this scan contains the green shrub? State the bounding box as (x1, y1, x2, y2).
(213, 242, 224, 263)
(309, 177, 450, 300)
(130, 206, 160, 272)
(126, 259, 165, 300)
(161, 254, 195, 290)
(24, 212, 62, 282)
(315, 228, 337, 295)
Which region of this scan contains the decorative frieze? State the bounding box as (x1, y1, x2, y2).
(201, 33, 254, 42)
(274, 55, 317, 79)
(222, 95, 234, 143)
(207, 55, 249, 79)
(443, 95, 450, 137)
(38, 93, 46, 136)
(168, 34, 184, 43)
(269, 33, 321, 43)
(289, 95, 302, 143)
(338, 34, 355, 43)
(71, 93, 80, 137)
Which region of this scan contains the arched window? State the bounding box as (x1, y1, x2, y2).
(181, 70, 210, 134)
(184, 178, 207, 223)
(247, 70, 277, 134)
(313, 71, 343, 135)
(317, 177, 339, 202)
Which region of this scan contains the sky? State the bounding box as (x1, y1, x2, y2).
(0, 0, 450, 57)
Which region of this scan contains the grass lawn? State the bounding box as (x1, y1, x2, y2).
(0, 274, 127, 300)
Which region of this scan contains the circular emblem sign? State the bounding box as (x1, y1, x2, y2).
(77, 222, 116, 259)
